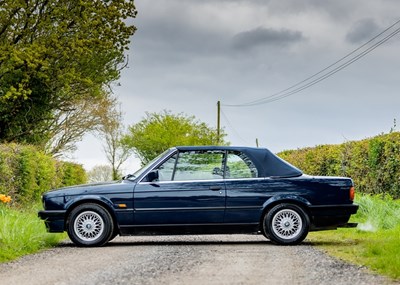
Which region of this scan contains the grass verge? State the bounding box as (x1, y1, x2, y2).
(0, 204, 66, 263)
(307, 194, 400, 280)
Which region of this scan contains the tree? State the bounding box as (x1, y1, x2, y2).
(121, 110, 228, 164)
(87, 165, 113, 183)
(45, 91, 116, 156)
(0, 0, 137, 149)
(98, 102, 132, 180)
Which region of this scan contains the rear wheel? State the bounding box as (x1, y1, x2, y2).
(262, 203, 309, 245)
(67, 203, 114, 247)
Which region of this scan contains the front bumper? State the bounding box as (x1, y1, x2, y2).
(38, 210, 66, 233)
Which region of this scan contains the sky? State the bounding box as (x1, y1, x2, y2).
(74, 0, 400, 173)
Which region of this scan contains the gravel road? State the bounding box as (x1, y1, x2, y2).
(0, 235, 395, 285)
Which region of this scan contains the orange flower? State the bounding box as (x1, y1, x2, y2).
(0, 194, 12, 204)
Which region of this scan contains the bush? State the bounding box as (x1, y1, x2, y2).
(278, 132, 400, 198)
(59, 161, 87, 187)
(0, 143, 87, 205)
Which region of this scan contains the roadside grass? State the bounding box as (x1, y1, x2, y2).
(307, 194, 400, 280)
(0, 203, 66, 263)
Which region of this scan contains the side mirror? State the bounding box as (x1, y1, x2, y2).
(147, 170, 159, 182)
(212, 167, 223, 176)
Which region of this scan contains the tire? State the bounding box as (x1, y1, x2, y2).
(262, 203, 309, 245)
(67, 203, 114, 247)
(108, 229, 120, 242)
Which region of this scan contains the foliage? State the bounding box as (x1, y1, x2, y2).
(0, 143, 86, 205)
(278, 132, 400, 198)
(59, 161, 87, 188)
(122, 110, 228, 164)
(0, 0, 137, 151)
(308, 194, 400, 280)
(87, 165, 113, 183)
(16, 146, 57, 203)
(0, 203, 65, 263)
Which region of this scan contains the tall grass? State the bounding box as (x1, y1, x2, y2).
(355, 194, 400, 230)
(309, 194, 400, 280)
(354, 195, 400, 278)
(0, 204, 66, 262)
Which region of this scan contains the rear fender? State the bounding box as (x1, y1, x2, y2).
(261, 195, 312, 220)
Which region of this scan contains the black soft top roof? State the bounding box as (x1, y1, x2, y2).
(175, 146, 303, 178)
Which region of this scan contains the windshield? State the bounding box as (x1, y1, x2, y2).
(127, 149, 173, 180)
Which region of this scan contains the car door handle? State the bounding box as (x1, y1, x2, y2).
(209, 186, 222, 191)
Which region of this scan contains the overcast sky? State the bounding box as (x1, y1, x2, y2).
(74, 0, 400, 173)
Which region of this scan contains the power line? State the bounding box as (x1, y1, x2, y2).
(223, 18, 400, 107)
(220, 109, 250, 145)
(228, 18, 400, 107)
(250, 26, 400, 105)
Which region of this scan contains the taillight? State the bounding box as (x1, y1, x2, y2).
(349, 186, 355, 201)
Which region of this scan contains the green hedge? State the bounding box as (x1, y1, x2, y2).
(0, 143, 87, 205)
(278, 132, 400, 199)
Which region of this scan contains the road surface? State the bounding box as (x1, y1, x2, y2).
(0, 235, 394, 285)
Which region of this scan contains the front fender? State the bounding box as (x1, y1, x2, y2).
(64, 195, 116, 213)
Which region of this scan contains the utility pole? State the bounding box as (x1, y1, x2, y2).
(217, 101, 221, 145)
(256, 138, 259, 147)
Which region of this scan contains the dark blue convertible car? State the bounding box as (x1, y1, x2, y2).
(39, 146, 358, 246)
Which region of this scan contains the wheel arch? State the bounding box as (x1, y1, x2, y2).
(259, 195, 312, 226)
(64, 196, 119, 234)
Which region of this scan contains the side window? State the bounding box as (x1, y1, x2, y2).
(157, 155, 177, 181)
(174, 151, 225, 181)
(226, 151, 258, 179)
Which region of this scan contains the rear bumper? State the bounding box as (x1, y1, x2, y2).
(308, 204, 359, 231)
(308, 204, 359, 216)
(38, 210, 66, 233)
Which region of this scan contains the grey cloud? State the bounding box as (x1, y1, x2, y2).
(346, 18, 381, 44)
(260, 0, 354, 21)
(133, 7, 227, 59)
(232, 27, 305, 51)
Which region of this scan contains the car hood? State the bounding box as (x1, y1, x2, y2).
(44, 180, 136, 198)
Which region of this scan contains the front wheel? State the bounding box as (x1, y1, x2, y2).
(67, 203, 114, 247)
(263, 203, 309, 245)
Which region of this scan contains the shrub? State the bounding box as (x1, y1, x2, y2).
(59, 161, 87, 187)
(0, 143, 87, 205)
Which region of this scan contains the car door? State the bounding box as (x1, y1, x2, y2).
(133, 150, 226, 225)
(223, 150, 271, 224)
